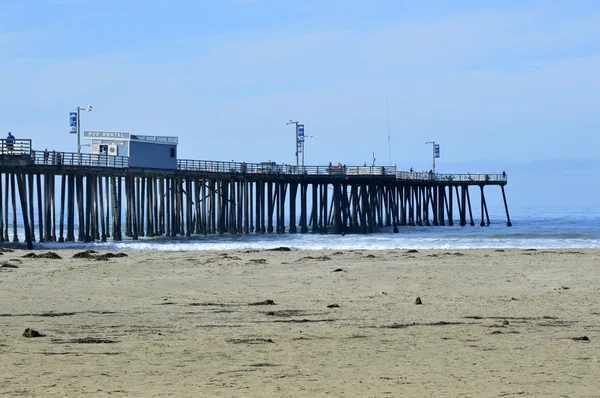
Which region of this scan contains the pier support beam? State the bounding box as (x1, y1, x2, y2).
(501, 185, 512, 227)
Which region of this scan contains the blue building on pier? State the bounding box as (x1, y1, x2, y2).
(83, 130, 178, 169)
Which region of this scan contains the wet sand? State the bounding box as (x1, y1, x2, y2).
(1, 248, 599, 397)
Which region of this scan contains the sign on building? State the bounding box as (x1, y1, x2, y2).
(83, 131, 131, 140)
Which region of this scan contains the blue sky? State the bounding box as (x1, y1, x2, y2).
(1, 0, 600, 210)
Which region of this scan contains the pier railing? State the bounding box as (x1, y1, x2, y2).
(30, 150, 130, 168)
(177, 159, 398, 176)
(0, 138, 31, 154)
(3, 146, 505, 182)
(396, 171, 507, 183)
(176, 159, 505, 182)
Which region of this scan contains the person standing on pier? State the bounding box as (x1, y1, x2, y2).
(6, 132, 15, 153)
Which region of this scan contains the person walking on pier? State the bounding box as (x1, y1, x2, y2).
(5, 132, 15, 153)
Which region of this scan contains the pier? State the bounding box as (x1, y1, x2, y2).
(0, 138, 511, 250)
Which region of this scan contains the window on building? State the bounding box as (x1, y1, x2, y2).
(170, 148, 176, 158)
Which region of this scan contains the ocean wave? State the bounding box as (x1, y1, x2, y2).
(5, 213, 599, 251)
(28, 234, 600, 252)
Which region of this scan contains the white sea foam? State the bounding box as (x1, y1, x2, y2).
(31, 234, 600, 252)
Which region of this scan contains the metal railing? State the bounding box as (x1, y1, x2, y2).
(0, 139, 32, 155)
(396, 171, 507, 183)
(177, 159, 398, 176)
(30, 150, 129, 168)
(0, 141, 504, 182)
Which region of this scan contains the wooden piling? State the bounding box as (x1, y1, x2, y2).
(28, 174, 36, 242)
(16, 174, 32, 249)
(11, 173, 18, 242)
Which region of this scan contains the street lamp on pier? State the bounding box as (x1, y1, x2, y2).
(425, 141, 439, 175)
(76, 105, 92, 154)
(286, 120, 301, 172)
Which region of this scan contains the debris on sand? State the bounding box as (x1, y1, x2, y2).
(22, 252, 62, 259)
(227, 338, 274, 344)
(39, 252, 62, 259)
(267, 247, 291, 251)
(405, 249, 419, 254)
(23, 328, 45, 338)
(572, 336, 590, 342)
(39, 312, 75, 317)
(42, 252, 60, 259)
(69, 337, 118, 344)
(297, 255, 332, 262)
(415, 297, 423, 305)
(249, 259, 267, 264)
(72, 251, 128, 261)
(72, 250, 98, 259)
(248, 300, 276, 306)
(0, 263, 18, 268)
(0, 248, 14, 253)
(264, 309, 306, 317)
(332, 268, 344, 272)
(95, 253, 128, 261)
(327, 304, 340, 308)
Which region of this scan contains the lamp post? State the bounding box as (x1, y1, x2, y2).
(425, 141, 437, 174)
(286, 120, 300, 173)
(76, 105, 92, 154)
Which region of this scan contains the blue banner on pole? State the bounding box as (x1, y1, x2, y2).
(70, 112, 77, 134)
(434, 144, 440, 158)
(298, 124, 304, 142)
(297, 140, 303, 153)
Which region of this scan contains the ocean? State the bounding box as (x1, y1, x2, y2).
(9, 207, 597, 252)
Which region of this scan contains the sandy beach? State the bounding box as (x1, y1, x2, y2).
(1, 247, 599, 397)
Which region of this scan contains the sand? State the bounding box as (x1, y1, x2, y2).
(1, 247, 599, 397)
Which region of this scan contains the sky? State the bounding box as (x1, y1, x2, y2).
(1, 0, 599, 211)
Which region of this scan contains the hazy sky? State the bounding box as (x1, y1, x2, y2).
(1, 0, 599, 181)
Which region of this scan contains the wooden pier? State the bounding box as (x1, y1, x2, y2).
(0, 140, 511, 249)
